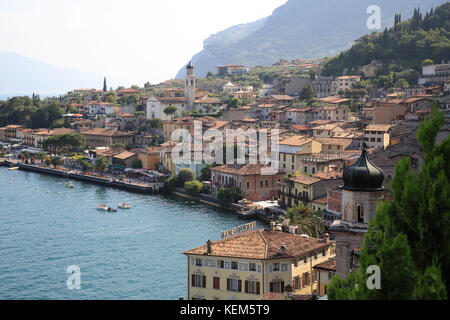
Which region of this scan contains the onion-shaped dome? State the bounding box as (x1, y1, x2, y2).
(341, 142, 384, 191)
(186, 61, 193, 69)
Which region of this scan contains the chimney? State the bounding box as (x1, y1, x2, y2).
(270, 221, 276, 231)
(206, 240, 212, 254)
(280, 243, 287, 255)
(323, 233, 330, 244)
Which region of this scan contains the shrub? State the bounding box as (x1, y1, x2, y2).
(184, 180, 203, 196)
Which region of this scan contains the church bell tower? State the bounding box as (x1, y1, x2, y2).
(185, 61, 196, 112)
(330, 142, 385, 278)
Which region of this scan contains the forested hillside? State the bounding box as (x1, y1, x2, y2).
(321, 3, 450, 78)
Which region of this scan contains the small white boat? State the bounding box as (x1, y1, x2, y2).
(118, 202, 131, 209)
(97, 205, 117, 213)
(8, 167, 19, 171)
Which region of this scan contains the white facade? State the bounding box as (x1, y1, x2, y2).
(83, 102, 115, 116)
(145, 96, 187, 121)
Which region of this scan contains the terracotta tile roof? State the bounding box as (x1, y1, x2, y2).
(117, 112, 134, 117)
(316, 95, 349, 104)
(314, 137, 350, 145)
(290, 175, 322, 185)
(118, 89, 140, 94)
(257, 104, 276, 109)
(312, 123, 342, 130)
(271, 95, 294, 101)
(211, 163, 276, 176)
(184, 229, 329, 260)
(309, 120, 333, 126)
(313, 171, 343, 180)
(84, 101, 115, 106)
(312, 196, 328, 204)
(79, 128, 133, 137)
(313, 257, 336, 272)
(364, 124, 392, 132)
(279, 135, 312, 147)
(113, 151, 136, 160)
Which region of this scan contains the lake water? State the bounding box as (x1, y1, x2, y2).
(0, 167, 264, 299)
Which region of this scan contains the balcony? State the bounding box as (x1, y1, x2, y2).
(280, 192, 310, 202)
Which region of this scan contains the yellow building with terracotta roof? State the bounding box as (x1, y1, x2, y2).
(183, 227, 334, 300)
(279, 135, 322, 173)
(279, 172, 342, 210)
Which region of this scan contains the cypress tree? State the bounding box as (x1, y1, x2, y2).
(103, 77, 107, 92)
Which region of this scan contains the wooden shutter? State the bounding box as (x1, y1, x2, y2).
(191, 274, 195, 287)
(270, 282, 274, 292)
(227, 278, 231, 291)
(245, 280, 249, 293)
(256, 282, 260, 295)
(213, 277, 220, 290)
(281, 281, 285, 293)
(202, 275, 206, 288)
(238, 280, 242, 292)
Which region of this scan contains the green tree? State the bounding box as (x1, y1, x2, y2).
(199, 164, 212, 181)
(300, 85, 316, 102)
(148, 118, 163, 128)
(286, 204, 325, 238)
(163, 105, 177, 119)
(217, 186, 244, 207)
(111, 143, 126, 149)
(80, 160, 93, 173)
(421, 59, 434, 66)
(177, 168, 195, 186)
(43, 133, 85, 155)
(103, 92, 116, 103)
(328, 103, 449, 299)
(51, 156, 64, 168)
(184, 180, 203, 196)
(103, 77, 107, 92)
(35, 151, 47, 164)
(95, 156, 108, 176)
(228, 97, 242, 108)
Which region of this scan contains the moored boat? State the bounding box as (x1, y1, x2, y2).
(118, 202, 131, 209)
(8, 167, 19, 171)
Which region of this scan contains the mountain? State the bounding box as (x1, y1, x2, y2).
(0, 52, 122, 97)
(175, 0, 444, 78)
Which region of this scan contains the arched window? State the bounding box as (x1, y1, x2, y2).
(357, 205, 364, 223)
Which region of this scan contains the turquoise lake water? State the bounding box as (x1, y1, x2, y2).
(0, 167, 264, 299)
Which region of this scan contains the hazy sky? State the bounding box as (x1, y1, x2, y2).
(0, 0, 287, 86)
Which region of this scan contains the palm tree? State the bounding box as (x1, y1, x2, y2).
(286, 204, 325, 238)
(36, 152, 47, 165)
(95, 156, 108, 176)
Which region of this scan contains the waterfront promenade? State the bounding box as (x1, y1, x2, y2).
(1, 159, 164, 194)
